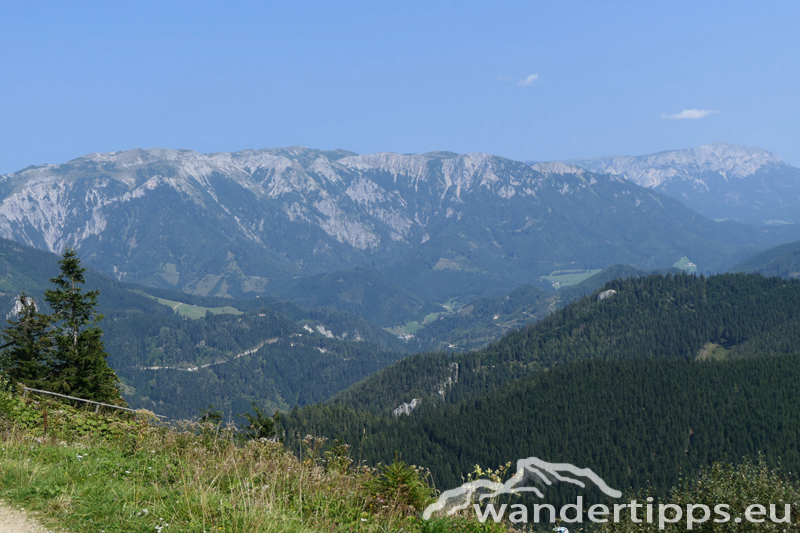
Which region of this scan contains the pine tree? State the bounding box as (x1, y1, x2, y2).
(0, 293, 56, 390)
(44, 248, 123, 404)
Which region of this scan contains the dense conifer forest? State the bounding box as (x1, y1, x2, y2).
(331, 273, 800, 412)
(105, 308, 407, 418)
(282, 272, 800, 502)
(285, 351, 800, 501)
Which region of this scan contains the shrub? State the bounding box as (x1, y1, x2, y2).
(602, 456, 800, 532)
(368, 454, 435, 512)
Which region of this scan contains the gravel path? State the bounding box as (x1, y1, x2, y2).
(0, 501, 63, 533)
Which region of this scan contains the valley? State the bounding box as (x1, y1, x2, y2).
(285, 272, 800, 500)
(4, 6, 799, 531)
(1, 145, 799, 531)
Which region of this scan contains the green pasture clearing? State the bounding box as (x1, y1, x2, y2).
(441, 299, 461, 312)
(696, 342, 729, 361)
(540, 268, 602, 289)
(152, 296, 242, 319)
(423, 312, 445, 324)
(386, 308, 450, 336)
(386, 321, 422, 335)
(673, 256, 698, 272)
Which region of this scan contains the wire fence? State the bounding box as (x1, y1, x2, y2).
(22, 387, 166, 419)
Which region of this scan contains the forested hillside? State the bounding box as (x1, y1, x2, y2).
(730, 240, 800, 278)
(408, 264, 651, 351)
(0, 238, 409, 419)
(279, 272, 800, 505)
(108, 307, 406, 418)
(331, 273, 800, 413)
(0, 237, 173, 318)
(285, 354, 800, 501)
(102, 283, 409, 419)
(102, 293, 410, 418)
(275, 266, 445, 327)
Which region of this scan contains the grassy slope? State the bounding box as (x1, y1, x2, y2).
(2, 379, 798, 532)
(151, 295, 243, 319)
(0, 391, 504, 533)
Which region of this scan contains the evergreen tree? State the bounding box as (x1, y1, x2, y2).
(44, 248, 123, 404)
(239, 402, 282, 441)
(0, 293, 56, 390)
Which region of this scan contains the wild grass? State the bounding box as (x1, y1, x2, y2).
(0, 389, 505, 533)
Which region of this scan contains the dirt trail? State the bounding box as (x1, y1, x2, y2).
(0, 501, 63, 533)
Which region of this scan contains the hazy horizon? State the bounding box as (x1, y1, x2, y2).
(2, 1, 798, 174)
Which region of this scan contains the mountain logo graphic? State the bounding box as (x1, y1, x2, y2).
(422, 456, 621, 520)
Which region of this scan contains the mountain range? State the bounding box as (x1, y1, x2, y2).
(3, 141, 799, 530)
(3, 141, 800, 419)
(566, 142, 800, 224)
(1, 146, 797, 307)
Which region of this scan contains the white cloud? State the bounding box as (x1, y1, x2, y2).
(661, 109, 718, 120)
(517, 74, 539, 87)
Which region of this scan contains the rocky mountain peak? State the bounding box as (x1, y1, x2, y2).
(530, 161, 586, 176)
(562, 142, 800, 224)
(567, 142, 784, 188)
(0, 144, 776, 300)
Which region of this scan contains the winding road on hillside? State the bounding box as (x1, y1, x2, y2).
(140, 338, 277, 371)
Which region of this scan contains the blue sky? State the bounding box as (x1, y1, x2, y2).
(1, 1, 798, 174)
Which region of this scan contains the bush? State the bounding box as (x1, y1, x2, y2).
(602, 456, 800, 532)
(368, 454, 435, 512)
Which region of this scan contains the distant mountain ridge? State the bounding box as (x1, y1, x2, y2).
(565, 142, 800, 224)
(1, 146, 797, 302)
